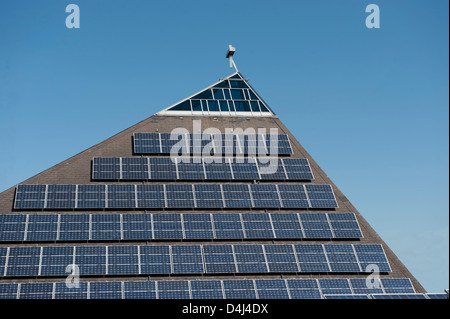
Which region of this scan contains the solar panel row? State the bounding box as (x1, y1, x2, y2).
(92, 157, 314, 181)
(0, 213, 362, 242)
(0, 278, 417, 299)
(0, 244, 390, 277)
(14, 184, 338, 210)
(134, 133, 293, 155)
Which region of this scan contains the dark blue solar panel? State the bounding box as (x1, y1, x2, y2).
(134, 133, 161, 154)
(230, 158, 259, 180)
(222, 184, 252, 208)
(90, 282, 122, 299)
(136, 184, 165, 208)
(108, 245, 139, 275)
(59, 214, 89, 241)
(148, 157, 177, 180)
(160, 133, 186, 154)
(241, 213, 274, 239)
(6, 246, 41, 277)
(250, 184, 281, 208)
(166, 184, 195, 208)
(283, 158, 314, 180)
(75, 246, 106, 276)
(177, 158, 205, 179)
(191, 280, 224, 299)
(212, 213, 245, 239)
(153, 214, 183, 239)
(223, 280, 257, 299)
(258, 159, 286, 180)
(92, 157, 120, 180)
(194, 184, 223, 208)
(278, 184, 309, 208)
(140, 245, 171, 274)
(26, 214, 58, 241)
(40, 246, 74, 276)
(54, 282, 88, 299)
(122, 213, 152, 240)
(0, 283, 18, 299)
(77, 185, 106, 209)
(107, 185, 136, 209)
(122, 157, 149, 180)
(204, 159, 233, 180)
(19, 283, 53, 299)
(46, 185, 76, 209)
(0, 214, 26, 241)
(14, 185, 46, 209)
(91, 214, 121, 240)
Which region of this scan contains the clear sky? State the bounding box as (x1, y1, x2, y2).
(0, 1, 448, 293)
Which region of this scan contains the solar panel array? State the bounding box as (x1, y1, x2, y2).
(14, 184, 338, 210)
(92, 157, 314, 181)
(0, 278, 418, 299)
(0, 213, 362, 242)
(0, 244, 390, 278)
(133, 133, 293, 155)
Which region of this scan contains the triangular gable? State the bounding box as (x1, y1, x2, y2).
(157, 72, 275, 117)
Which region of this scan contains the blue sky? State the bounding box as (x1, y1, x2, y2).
(0, 1, 448, 292)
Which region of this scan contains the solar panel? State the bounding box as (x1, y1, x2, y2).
(166, 184, 195, 208)
(14, 184, 46, 209)
(14, 183, 338, 209)
(124, 281, 157, 299)
(77, 185, 106, 209)
(190, 280, 224, 299)
(46, 185, 76, 209)
(19, 283, 53, 299)
(160, 133, 187, 154)
(204, 158, 233, 180)
(223, 280, 257, 299)
(92, 157, 120, 180)
(212, 213, 245, 239)
(230, 158, 259, 180)
(136, 184, 165, 208)
(371, 294, 427, 299)
(148, 157, 177, 180)
(0, 278, 424, 299)
(0, 214, 26, 241)
(203, 244, 237, 273)
(278, 184, 309, 208)
(40, 246, 74, 276)
(193, 184, 223, 208)
(134, 133, 161, 154)
(108, 245, 139, 275)
(270, 213, 304, 239)
(257, 159, 286, 180)
(90, 282, 122, 299)
(222, 184, 252, 208)
(283, 158, 314, 180)
(0, 283, 18, 299)
(26, 214, 58, 241)
(250, 184, 281, 208)
(75, 246, 107, 276)
(176, 157, 205, 179)
(264, 245, 299, 273)
(241, 213, 274, 239)
(122, 157, 149, 180)
(59, 214, 89, 241)
(54, 282, 88, 299)
(91, 214, 121, 241)
(122, 213, 152, 240)
(183, 213, 214, 239)
(255, 279, 290, 299)
(153, 213, 183, 240)
(305, 184, 338, 208)
(157, 280, 190, 299)
(139, 245, 171, 274)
